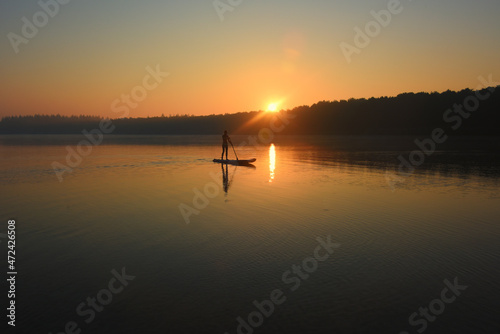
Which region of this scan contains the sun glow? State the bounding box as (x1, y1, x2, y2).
(267, 102, 279, 112)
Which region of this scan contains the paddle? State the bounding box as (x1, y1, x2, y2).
(230, 141, 239, 161)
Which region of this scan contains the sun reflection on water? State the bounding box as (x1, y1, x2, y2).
(269, 144, 275, 182)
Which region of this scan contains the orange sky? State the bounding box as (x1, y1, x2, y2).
(1, 0, 499, 118)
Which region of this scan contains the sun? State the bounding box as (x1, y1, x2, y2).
(267, 102, 279, 112)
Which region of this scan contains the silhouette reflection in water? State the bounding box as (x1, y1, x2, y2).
(221, 162, 230, 195)
(217, 160, 256, 198)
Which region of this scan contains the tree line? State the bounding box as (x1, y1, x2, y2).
(1, 86, 499, 135)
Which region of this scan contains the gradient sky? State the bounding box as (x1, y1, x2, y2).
(1, 0, 499, 118)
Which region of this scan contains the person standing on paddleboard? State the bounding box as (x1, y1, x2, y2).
(221, 130, 231, 160)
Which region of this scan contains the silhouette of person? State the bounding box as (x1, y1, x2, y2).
(221, 130, 232, 160)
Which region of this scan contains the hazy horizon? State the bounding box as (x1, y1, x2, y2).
(1, 84, 498, 119)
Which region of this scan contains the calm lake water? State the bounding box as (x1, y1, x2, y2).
(1, 135, 499, 334)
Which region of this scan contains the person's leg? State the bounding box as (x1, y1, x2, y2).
(221, 144, 224, 159)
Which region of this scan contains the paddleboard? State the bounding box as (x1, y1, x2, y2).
(213, 158, 256, 166)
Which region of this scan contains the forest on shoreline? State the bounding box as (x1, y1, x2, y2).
(1, 86, 499, 136)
